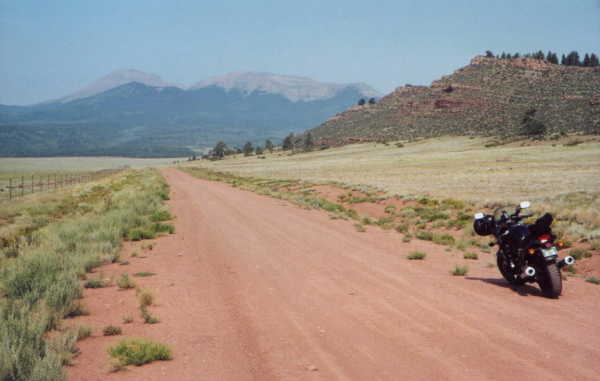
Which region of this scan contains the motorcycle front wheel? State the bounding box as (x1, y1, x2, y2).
(537, 263, 562, 298)
(497, 253, 526, 286)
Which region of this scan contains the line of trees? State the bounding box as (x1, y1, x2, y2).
(206, 132, 319, 160)
(485, 50, 599, 67)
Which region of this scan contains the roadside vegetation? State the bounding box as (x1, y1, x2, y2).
(0, 169, 172, 381)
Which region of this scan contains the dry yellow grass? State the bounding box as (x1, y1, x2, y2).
(186, 136, 600, 204)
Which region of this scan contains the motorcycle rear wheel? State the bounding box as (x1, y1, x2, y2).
(537, 263, 562, 298)
(497, 254, 526, 285)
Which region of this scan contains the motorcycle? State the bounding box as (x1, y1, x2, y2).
(473, 201, 575, 298)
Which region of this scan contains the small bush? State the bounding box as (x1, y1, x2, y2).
(384, 205, 396, 214)
(117, 274, 136, 289)
(127, 228, 156, 241)
(103, 325, 122, 336)
(451, 265, 468, 276)
(407, 251, 426, 260)
(585, 277, 600, 285)
(150, 210, 172, 222)
(84, 280, 106, 289)
(395, 224, 408, 233)
(353, 223, 366, 232)
(416, 231, 433, 241)
(463, 252, 478, 260)
(433, 234, 455, 246)
(133, 272, 156, 277)
(140, 306, 159, 324)
(138, 289, 154, 307)
(569, 248, 592, 260)
(66, 302, 90, 317)
(108, 338, 172, 366)
(76, 325, 92, 340)
(402, 234, 412, 243)
(123, 315, 134, 324)
(119, 261, 130, 266)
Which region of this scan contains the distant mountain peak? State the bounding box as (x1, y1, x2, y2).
(58, 69, 179, 103)
(191, 72, 380, 102)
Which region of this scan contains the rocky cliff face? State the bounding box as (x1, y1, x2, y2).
(310, 56, 600, 144)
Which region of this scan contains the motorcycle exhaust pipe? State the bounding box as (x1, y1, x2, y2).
(557, 256, 575, 269)
(520, 266, 536, 278)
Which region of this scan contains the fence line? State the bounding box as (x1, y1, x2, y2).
(0, 169, 121, 202)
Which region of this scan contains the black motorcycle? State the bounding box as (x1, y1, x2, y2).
(473, 201, 575, 298)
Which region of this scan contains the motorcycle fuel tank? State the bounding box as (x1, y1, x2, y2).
(505, 224, 531, 248)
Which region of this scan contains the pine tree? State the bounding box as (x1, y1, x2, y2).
(282, 133, 294, 151)
(566, 51, 580, 66)
(513, 53, 520, 58)
(243, 141, 253, 156)
(368, 97, 376, 105)
(590, 53, 600, 67)
(549, 52, 559, 64)
(500, 52, 506, 59)
(358, 98, 366, 106)
(303, 132, 314, 152)
(255, 146, 263, 155)
(265, 139, 274, 153)
(213, 141, 226, 158)
(561, 54, 566, 65)
(485, 50, 494, 58)
(583, 53, 591, 67)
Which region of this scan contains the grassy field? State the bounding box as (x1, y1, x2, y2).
(187, 136, 600, 204)
(0, 157, 184, 177)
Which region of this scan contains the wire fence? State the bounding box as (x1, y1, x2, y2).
(0, 169, 121, 203)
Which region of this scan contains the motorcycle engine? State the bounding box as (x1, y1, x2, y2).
(505, 224, 531, 249)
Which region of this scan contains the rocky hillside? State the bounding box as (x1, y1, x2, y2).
(310, 56, 600, 144)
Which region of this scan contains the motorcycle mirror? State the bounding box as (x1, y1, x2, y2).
(519, 201, 531, 209)
(474, 213, 484, 220)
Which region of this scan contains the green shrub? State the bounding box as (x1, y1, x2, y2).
(150, 210, 172, 222)
(395, 223, 408, 233)
(569, 248, 591, 260)
(463, 252, 479, 260)
(416, 231, 433, 241)
(127, 228, 156, 241)
(133, 272, 156, 277)
(585, 277, 600, 285)
(384, 205, 396, 214)
(117, 274, 136, 289)
(103, 325, 122, 336)
(433, 234, 456, 246)
(140, 306, 159, 324)
(84, 280, 106, 288)
(407, 251, 426, 260)
(108, 338, 171, 366)
(451, 265, 468, 276)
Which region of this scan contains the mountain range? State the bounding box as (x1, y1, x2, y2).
(310, 56, 600, 144)
(0, 70, 380, 157)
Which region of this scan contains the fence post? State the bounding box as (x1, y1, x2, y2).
(54, 174, 57, 190)
(47, 174, 50, 192)
(8, 178, 12, 200)
(21, 176, 24, 198)
(31, 174, 34, 195)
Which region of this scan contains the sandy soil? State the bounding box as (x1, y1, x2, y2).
(68, 168, 600, 381)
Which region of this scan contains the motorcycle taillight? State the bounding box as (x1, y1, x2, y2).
(539, 234, 551, 243)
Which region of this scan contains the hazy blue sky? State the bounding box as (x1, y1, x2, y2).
(1, 0, 599, 105)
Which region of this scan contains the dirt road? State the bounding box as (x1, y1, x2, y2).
(71, 168, 600, 380)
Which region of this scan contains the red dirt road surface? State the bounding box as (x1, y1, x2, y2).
(69, 168, 600, 380)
